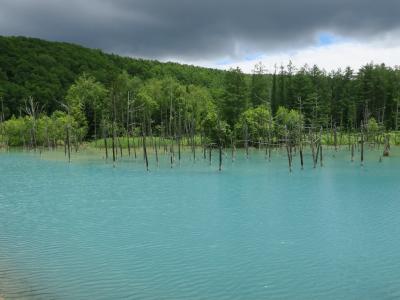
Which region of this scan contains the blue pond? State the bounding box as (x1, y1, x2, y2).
(0, 148, 400, 299)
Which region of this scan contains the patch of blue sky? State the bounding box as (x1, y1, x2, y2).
(244, 52, 264, 61)
(317, 32, 349, 46)
(216, 58, 234, 66)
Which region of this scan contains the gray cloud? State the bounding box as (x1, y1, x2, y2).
(1, 0, 399, 61)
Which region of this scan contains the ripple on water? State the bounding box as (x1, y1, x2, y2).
(1, 149, 400, 299)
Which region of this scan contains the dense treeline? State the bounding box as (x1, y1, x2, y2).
(270, 62, 400, 130)
(0, 36, 399, 160)
(0, 36, 225, 118)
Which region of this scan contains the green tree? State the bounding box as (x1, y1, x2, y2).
(222, 67, 249, 127)
(275, 106, 304, 139)
(65, 73, 107, 139)
(250, 62, 270, 107)
(235, 105, 274, 143)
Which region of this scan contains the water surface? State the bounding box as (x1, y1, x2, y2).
(0, 148, 400, 299)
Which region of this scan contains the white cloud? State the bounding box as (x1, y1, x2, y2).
(176, 39, 400, 73)
(226, 41, 400, 73)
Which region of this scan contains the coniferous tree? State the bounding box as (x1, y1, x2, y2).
(222, 67, 249, 127)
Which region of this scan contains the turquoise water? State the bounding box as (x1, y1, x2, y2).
(0, 148, 400, 299)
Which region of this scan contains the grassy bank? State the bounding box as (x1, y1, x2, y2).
(87, 131, 400, 150)
(2, 131, 400, 152)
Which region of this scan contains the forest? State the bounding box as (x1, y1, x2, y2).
(0, 36, 399, 168)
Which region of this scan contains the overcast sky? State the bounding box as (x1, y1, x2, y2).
(1, 0, 400, 72)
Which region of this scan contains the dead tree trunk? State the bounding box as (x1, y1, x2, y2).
(132, 127, 137, 159)
(319, 143, 323, 167)
(170, 141, 175, 168)
(111, 91, 118, 165)
(209, 144, 212, 165)
(191, 118, 196, 161)
(111, 121, 116, 164)
(118, 137, 123, 158)
(285, 127, 292, 172)
(155, 138, 159, 167)
(383, 134, 390, 157)
(64, 136, 67, 156)
(126, 91, 131, 157)
(231, 137, 236, 162)
(319, 128, 323, 167)
(178, 136, 181, 163)
(300, 143, 304, 170)
(103, 122, 109, 160)
(361, 122, 365, 166)
(311, 130, 317, 169)
(142, 123, 149, 171)
(219, 142, 223, 171)
(66, 125, 71, 163)
(244, 122, 249, 159)
(334, 125, 338, 151)
(351, 143, 354, 162)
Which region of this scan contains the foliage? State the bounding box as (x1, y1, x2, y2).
(65, 73, 108, 138)
(2, 36, 400, 149)
(367, 117, 379, 133)
(235, 105, 273, 142)
(201, 108, 231, 145)
(1, 111, 79, 146)
(0, 36, 225, 119)
(221, 67, 249, 126)
(275, 106, 304, 140)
